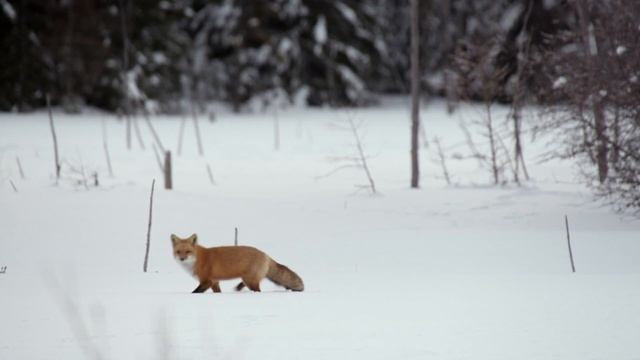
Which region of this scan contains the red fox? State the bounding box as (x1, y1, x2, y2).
(171, 233, 304, 293)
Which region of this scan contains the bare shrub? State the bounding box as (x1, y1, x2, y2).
(540, 0, 640, 214)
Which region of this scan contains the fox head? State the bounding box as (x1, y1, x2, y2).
(171, 233, 198, 263)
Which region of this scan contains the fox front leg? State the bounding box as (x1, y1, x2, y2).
(192, 281, 211, 293)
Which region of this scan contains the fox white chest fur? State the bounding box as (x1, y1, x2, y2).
(175, 255, 197, 278)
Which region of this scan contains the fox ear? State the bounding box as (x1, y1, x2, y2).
(170, 234, 179, 244)
(190, 233, 198, 244)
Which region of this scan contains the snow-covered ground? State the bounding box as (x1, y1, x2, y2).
(1, 99, 639, 359)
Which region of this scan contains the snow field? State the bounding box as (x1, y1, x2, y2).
(1, 100, 639, 359)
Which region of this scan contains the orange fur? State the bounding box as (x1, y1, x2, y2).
(171, 233, 304, 293)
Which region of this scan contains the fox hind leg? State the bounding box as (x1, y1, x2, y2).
(192, 281, 211, 293)
(242, 277, 261, 292)
(235, 282, 246, 291)
(211, 281, 221, 293)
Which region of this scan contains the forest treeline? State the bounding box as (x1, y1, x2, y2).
(1, 0, 575, 113)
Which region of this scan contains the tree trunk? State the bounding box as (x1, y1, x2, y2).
(410, 0, 420, 188)
(576, 0, 608, 183)
(594, 101, 608, 183)
(119, 0, 132, 150)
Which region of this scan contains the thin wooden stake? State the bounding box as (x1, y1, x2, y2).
(234, 227, 238, 246)
(152, 143, 164, 173)
(9, 179, 18, 192)
(126, 112, 132, 150)
(102, 120, 114, 177)
(177, 115, 187, 156)
(206, 163, 216, 185)
(16, 157, 25, 179)
(191, 103, 204, 156)
(164, 151, 172, 190)
(143, 179, 156, 272)
(46, 94, 61, 180)
(565, 215, 576, 273)
(433, 137, 451, 185)
(132, 115, 146, 150)
(142, 110, 165, 153)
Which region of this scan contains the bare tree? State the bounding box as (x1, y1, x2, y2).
(541, 0, 640, 214)
(63, 152, 91, 190)
(409, 0, 420, 188)
(453, 36, 516, 185)
(508, 0, 535, 184)
(575, 0, 607, 184)
(318, 114, 377, 195)
(119, 0, 132, 150)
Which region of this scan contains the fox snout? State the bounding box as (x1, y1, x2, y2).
(175, 252, 194, 262)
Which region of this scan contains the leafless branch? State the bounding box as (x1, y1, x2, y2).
(315, 164, 361, 180)
(347, 116, 376, 194)
(433, 137, 451, 185)
(320, 114, 378, 194)
(496, 132, 517, 184)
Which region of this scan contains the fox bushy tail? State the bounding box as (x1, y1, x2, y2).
(267, 259, 304, 291)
